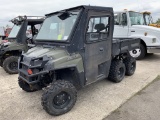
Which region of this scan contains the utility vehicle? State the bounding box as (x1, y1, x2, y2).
(18, 6, 140, 116)
(114, 10, 160, 60)
(0, 16, 44, 74)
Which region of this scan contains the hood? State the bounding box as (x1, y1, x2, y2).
(3, 41, 23, 47)
(25, 46, 68, 58)
(132, 25, 160, 33)
(0, 40, 26, 52)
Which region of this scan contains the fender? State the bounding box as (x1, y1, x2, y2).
(54, 66, 85, 89)
(130, 34, 160, 47)
(45, 57, 85, 88)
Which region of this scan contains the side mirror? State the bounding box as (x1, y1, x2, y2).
(122, 13, 127, 26)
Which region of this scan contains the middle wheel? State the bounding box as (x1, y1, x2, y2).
(108, 60, 126, 83)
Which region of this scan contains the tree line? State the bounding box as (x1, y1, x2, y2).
(156, 19, 160, 24)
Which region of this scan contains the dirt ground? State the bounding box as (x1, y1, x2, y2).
(0, 54, 160, 120)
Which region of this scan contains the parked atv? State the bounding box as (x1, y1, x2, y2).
(0, 16, 44, 74)
(18, 6, 140, 116)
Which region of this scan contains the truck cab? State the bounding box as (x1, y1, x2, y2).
(114, 10, 160, 59)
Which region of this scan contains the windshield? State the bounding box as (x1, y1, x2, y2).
(129, 12, 144, 25)
(144, 14, 153, 25)
(8, 24, 21, 38)
(36, 10, 81, 41)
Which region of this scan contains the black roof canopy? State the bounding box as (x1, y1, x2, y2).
(27, 19, 44, 25)
(45, 5, 113, 16)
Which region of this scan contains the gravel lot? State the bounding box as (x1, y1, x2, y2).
(0, 54, 160, 120)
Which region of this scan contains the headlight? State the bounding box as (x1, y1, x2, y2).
(152, 38, 156, 43)
(33, 59, 42, 66)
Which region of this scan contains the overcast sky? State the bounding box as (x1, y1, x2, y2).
(0, 0, 160, 27)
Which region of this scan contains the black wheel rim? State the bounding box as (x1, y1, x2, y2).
(9, 61, 18, 71)
(118, 67, 124, 79)
(53, 91, 71, 109)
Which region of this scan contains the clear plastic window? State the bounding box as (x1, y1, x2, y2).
(86, 16, 109, 42)
(8, 25, 21, 38)
(36, 11, 80, 41)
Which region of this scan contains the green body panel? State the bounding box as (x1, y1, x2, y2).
(3, 41, 27, 52)
(26, 46, 84, 73)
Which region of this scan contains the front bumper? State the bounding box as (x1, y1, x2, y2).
(147, 46, 160, 53)
(18, 69, 48, 84)
(18, 55, 49, 85)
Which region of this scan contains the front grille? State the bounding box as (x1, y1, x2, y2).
(22, 64, 28, 70)
(20, 72, 28, 80)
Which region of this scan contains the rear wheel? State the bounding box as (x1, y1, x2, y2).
(3, 56, 19, 74)
(123, 56, 136, 76)
(41, 80, 77, 116)
(108, 60, 126, 83)
(129, 44, 146, 60)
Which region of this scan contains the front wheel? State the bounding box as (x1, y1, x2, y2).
(41, 80, 77, 116)
(3, 56, 19, 74)
(108, 60, 126, 83)
(129, 44, 146, 60)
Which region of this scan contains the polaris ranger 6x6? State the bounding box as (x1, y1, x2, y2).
(18, 6, 140, 116)
(0, 16, 44, 74)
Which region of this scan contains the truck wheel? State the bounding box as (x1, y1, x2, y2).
(108, 60, 126, 83)
(123, 56, 136, 76)
(18, 78, 41, 92)
(129, 44, 146, 60)
(41, 80, 77, 116)
(3, 56, 19, 74)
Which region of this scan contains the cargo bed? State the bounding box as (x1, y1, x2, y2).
(112, 38, 140, 56)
